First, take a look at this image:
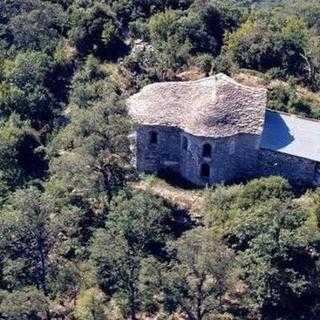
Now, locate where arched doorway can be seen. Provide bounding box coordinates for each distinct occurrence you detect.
[200,163,210,178]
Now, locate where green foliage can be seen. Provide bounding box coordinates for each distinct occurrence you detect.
[0,187,52,292]
[50,56,133,201]
[233,199,320,319]
[312,189,320,228]
[8,2,66,54]
[90,190,172,318]
[0,286,49,320]
[204,184,242,228]
[195,54,214,76]
[203,176,320,319]
[1,1,320,319]
[0,115,46,198]
[0,51,56,128]
[69,55,114,108]
[0,0,66,55]
[148,10,178,43]
[236,176,293,209]
[163,228,234,320]
[68,2,125,58]
[73,287,107,320]
[146,2,245,70]
[226,11,320,88]
[226,18,277,71]
[267,82,320,119]
[106,190,172,251]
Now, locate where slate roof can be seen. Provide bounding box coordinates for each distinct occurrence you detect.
[127,74,267,138]
[261,110,320,162]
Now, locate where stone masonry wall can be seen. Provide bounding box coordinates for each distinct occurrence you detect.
[136,125,181,173]
[258,149,316,187]
[180,132,260,185]
[135,125,317,187]
[136,125,260,185]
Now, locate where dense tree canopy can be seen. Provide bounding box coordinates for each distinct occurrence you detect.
[0,0,320,319]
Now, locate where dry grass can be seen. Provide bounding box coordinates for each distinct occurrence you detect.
[176,67,206,81]
[233,71,268,88]
[130,176,205,218]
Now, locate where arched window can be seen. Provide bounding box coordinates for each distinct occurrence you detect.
[200,163,210,177]
[202,143,212,158]
[182,136,188,150]
[149,131,158,144]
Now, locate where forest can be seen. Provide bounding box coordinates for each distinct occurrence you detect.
[1,0,320,319]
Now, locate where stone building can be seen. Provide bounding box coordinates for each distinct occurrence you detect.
[127,74,320,187]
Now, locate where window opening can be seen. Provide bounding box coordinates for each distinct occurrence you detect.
[202,143,212,158]
[149,131,158,144]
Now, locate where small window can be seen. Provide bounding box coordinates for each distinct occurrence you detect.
[200,163,210,178]
[202,143,212,158]
[149,131,158,144]
[182,136,188,150]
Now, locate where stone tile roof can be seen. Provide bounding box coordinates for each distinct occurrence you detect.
[261,110,320,162]
[127,73,267,138]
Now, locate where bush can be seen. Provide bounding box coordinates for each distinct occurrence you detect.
[237,176,293,209]
[267,83,316,118]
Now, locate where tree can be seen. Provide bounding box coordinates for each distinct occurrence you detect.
[51,57,133,199]
[68,1,125,58]
[105,190,172,252]
[68,55,114,108]
[0,286,49,320]
[0,188,53,293]
[202,177,320,319]
[90,229,142,319]
[236,176,293,210]
[163,228,234,320]
[267,82,317,118]
[5,0,66,53]
[0,115,46,200]
[275,17,310,78]
[148,10,192,71]
[148,10,178,43]
[1,51,56,128]
[225,11,320,88]
[188,0,245,54]
[226,18,278,71]
[74,287,107,320]
[90,191,172,319]
[231,198,320,319]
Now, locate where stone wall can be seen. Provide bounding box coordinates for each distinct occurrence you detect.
[258,149,316,187]
[180,132,260,185]
[134,125,318,187]
[135,125,181,173]
[136,125,260,185]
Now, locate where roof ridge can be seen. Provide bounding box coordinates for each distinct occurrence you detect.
[132,74,267,93]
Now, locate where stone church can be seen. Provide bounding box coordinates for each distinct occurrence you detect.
[127,74,320,187]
